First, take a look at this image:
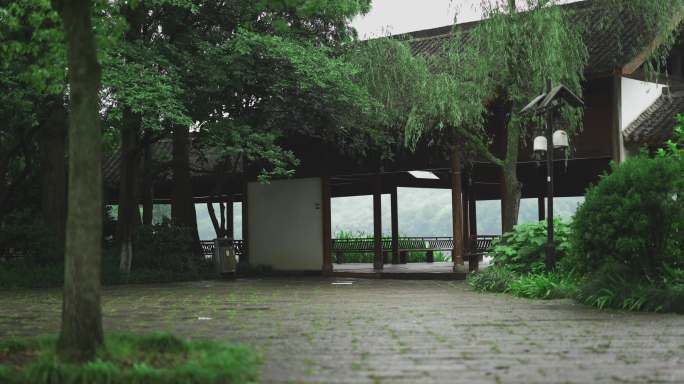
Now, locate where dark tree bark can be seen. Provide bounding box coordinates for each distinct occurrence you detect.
[116,106,142,274]
[39,101,68,259]
[52,0,104,362]
[116,3,146,273]
[141,130,154,226]
[171,125,199,242]
[495,97,521,233]
[207,201,225,238]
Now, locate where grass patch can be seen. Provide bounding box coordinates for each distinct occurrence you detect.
[0,333,260,384]
[577,271,684,313]
[469,265,578,300]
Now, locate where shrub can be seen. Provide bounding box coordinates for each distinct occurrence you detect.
[507,272,578,299]
[133,222,211,274]
[577,264,684,313]
[469,265,578,300]
[489,219,573,274]
[571,155,684,280]
[469,265,517,293]
[0,209,61,264]
[0,333,260,384]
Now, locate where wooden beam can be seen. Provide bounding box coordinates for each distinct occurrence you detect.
[391,185,399,264]
[321,176,333,274]
[451,146,466,273]
[373,174,383,270]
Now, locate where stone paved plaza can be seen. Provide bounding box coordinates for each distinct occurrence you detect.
[1,278,684,383]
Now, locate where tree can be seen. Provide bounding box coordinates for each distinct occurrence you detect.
[51,0,103,362]
[1,0,68,259]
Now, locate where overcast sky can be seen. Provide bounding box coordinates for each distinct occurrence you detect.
[352,0,584,39]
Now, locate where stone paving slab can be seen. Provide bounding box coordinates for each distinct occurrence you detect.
[1,278,684,383]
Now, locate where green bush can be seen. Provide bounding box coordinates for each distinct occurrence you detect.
[0,333,260,384]
[133,222,211,274]
[0,209,61,264]
[571,155,684,280]
[333,230,449,263]
[469,265,577,300]
[489,219,573,274]
[469,265,516,293]
[577,264,684,313]
[507,272,578,299]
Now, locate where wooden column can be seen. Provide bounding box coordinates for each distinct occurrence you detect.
[469,191,479,272]
[372,174,383,270]
[390,185,399,264]
[451,146,466,272]
[321,176,333,274]
[240,181,249,265]
[537,195,545,221]
[462,177,471,258]
[226,195,234,239]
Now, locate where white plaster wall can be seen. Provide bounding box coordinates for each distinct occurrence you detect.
[620,77,665,160]
[248,177,323,271]
[621,77,665,130]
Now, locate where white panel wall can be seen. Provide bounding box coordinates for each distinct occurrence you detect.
[621,77,665,130]
[248,177,323,271]
[620,77,665,159]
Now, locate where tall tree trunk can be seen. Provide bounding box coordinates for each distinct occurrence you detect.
[207,201,225,238]
[52,0,104,362]
[39,101,68,261]
[171,125,199,243]
[141,130,154,225]
[116,107,141,274]
[117,3,146,273]
[496,97,521,233]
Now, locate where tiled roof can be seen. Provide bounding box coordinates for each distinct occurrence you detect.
[402,0,654,76]
[623,91,684,145]
[103,136,225,187]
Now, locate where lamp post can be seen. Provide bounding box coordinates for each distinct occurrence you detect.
[522,79,583,271]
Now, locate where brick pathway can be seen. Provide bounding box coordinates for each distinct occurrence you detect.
[1,278,684,383]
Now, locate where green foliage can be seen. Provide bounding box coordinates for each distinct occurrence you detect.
[571,155,684,280]
[507,272,578,299]
[595,0,684,79]
[577,264,684,313]
[490,219,572,274]
[656,114,684,160]
[469,265,517,293]
[469,265,578,300]
[132,222,210,274]
[0,333,260,384]
[0,209,60,264]
[332,231,449,263]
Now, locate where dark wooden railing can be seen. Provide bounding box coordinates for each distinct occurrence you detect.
[331,235,499,264]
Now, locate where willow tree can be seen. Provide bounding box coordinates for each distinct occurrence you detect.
[347,38,494,165]
[454,0,588,232]
[435,0,684,233]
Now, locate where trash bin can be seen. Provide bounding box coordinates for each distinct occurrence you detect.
[214,237,236,278]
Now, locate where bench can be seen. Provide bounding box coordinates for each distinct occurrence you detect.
[331,235,499,264]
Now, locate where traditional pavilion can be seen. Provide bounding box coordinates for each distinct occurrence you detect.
[105,1,684,278]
